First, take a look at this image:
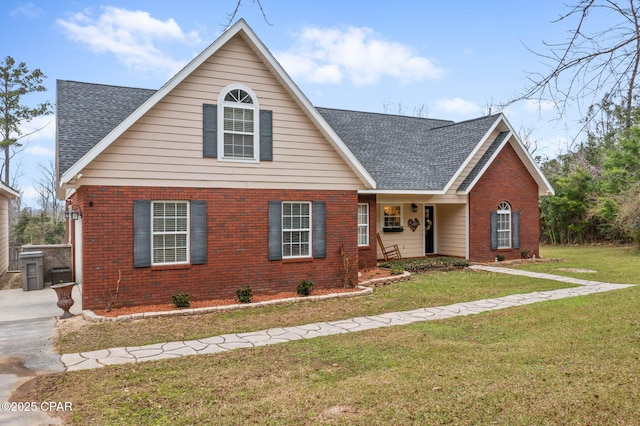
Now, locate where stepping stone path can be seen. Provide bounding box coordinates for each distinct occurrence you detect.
[61,266,635,371]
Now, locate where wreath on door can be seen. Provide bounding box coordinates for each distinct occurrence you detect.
[425,219,432,231]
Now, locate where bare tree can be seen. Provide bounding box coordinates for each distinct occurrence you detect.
[224,0,272,29]
[507,1,640,129]
[382,101,430,118]
[34,161,62,223]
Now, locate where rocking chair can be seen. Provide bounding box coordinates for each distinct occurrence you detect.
[377,233,402,261]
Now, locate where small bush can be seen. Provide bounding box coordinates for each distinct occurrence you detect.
[296,279,314,296]
[520,249,532,259]
[380,257,469,273]
[390,264,404,275]
[236,285,253,303]
[171,293,190,308]
[496,254,506,262]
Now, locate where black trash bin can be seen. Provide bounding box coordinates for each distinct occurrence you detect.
[51,267,72,285]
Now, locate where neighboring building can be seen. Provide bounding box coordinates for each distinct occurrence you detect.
[56,20,553,310]
[0,182,19,274]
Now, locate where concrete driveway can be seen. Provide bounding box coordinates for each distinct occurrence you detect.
[0,285,82,426]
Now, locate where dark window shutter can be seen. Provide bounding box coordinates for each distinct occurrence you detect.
[313,201,326,259]
[512,212,520,249]
[259,109,273,161]
[134,200,151,268]
[490,211,498,251]
[268,201,282,260]
[203,104,217,158]
[190,200,207,264]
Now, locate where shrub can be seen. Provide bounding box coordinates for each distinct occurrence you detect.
[390,264,404,275]
[171,293,191,308]
[520,249,532,259]
[380,257,469,273]
[496,254,506,262]
[296,279,314,296]
[236,285,253,303]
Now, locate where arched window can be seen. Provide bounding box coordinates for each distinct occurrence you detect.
[497,201,511,249]
[218,85,259,161]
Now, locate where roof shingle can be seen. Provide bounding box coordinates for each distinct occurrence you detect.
[56,80,155,175]
[317,107,500,190]
[56,81,501,191]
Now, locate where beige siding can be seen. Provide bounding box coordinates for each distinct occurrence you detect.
[376,202,424,259]
[78,34,364,191]
[435,204,467,257]
[375,196,468,259]
[0,196,8,273]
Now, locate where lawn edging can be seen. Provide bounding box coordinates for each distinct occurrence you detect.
[82,285,376,323]
[359,270,411,287]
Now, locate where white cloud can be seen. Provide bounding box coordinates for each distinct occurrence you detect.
[276,26,444,86]
[19,116,55,142]
[56,6,200,76]
[538,135,569,156]
[524,99,557,112]
[10,2,43,19]
[436,97,480,115]
[21,186,38,202]
[25,145,53,157]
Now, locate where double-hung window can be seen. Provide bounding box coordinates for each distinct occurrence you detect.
[496,201,511,249]
[219,85,259,161]
[282,201,311,258]
[358,203,369,246]
[152,201,189,264]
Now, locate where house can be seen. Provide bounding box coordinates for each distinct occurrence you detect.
[56,20,553,311]
[0,182,19,274]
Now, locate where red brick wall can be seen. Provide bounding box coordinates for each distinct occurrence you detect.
[357,194,377,269]
[69,187,359,310]
[468,143,540,262]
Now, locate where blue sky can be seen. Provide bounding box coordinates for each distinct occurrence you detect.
[4,1,589,206]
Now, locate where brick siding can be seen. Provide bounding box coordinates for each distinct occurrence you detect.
[468,143,540,262]
[69,187,359,310]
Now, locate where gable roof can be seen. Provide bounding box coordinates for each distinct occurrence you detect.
[56,81,155,176]
[56,19,553,197]
[57,19,375,189]
[457,130,510,192]
[318,108,502,192]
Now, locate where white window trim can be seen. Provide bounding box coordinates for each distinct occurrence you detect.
[358,203,369,246]
[217,83,260,163]
[282,201,312,259]
[497,201,511,249]
[382,204,403,229]
[151,201,190,266]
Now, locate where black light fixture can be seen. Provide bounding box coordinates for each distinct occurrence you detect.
[411,203,418,212]
[65,209,82,220]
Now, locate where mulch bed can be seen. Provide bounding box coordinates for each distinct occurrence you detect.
[93,268,392,318]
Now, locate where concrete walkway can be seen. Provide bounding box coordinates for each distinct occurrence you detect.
[0,284,83,426]
[61,267,635,371]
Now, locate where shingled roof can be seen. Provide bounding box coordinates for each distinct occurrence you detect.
[56,80,502,191]
[457,131,509,192]
[56,80,155,175]
[317,108,501,191]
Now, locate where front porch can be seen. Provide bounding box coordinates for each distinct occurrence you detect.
[374,200,468,261]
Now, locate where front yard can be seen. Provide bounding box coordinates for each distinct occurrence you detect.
[16,246,640,425]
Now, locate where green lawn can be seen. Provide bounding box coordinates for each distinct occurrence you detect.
[57,269,572,354]
[526,245,640,284]
[20,246,640,425]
